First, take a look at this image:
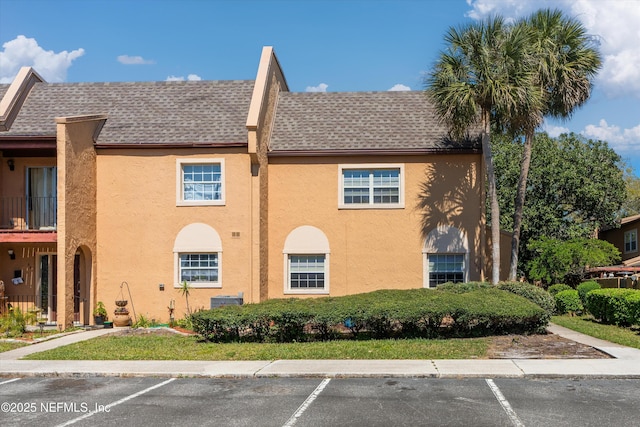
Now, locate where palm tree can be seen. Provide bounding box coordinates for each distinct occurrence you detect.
[426,16,541,284]
[507,9,602,280]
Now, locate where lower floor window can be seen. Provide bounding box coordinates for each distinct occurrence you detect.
[180,253,219,283]
[428,254,465,287]
[289,255,325,289]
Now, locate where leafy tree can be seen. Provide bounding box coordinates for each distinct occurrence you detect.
[621,165,640,216]
[493,132,627,272]
[507,9,602,280]
[426,16,540,283]
[527,237,620,286]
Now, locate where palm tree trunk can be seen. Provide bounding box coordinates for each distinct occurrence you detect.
[482,111,501,284]
[509,131,533,281]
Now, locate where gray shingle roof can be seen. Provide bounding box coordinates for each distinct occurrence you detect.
[269,91,480,152]
[1,80,255,144]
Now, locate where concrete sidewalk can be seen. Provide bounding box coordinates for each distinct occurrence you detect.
[1,324,639,379]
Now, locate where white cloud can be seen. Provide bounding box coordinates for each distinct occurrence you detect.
[543,123,570,138]
[165,74,202,81]
[306,83,328,92]
[0,35,84,83]
[388,84,411,91]
[117,55,155,65]
[465,0,640,98]
[581,119,640,153]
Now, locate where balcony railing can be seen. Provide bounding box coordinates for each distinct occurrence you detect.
[0,196,57,231]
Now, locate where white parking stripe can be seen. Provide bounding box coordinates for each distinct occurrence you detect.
[0,378,21,385]
[55,378,176,427]
[283,378,331,427]
[486,379,525,427]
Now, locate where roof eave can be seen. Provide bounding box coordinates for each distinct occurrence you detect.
[94,142,248,150]
[268,147,482,157]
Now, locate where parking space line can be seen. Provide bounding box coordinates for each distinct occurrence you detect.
[282,378,331,427]
[55,378,176,427]
[0,378,21,385]
[485,379,525,427]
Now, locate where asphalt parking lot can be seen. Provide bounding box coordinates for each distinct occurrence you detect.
[2,377,640,426]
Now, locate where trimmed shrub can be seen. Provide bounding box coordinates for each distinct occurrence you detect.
[577,281,601,306]
[554,290,583,315]
[548,284,572,296]
[191,287,549,342]
[497,282,555,322]
[436,282,492,293]
[585,288,640,326]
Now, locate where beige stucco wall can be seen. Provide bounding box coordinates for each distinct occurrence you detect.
[246,46,289,302]
[56,115,101,328]
[95,148,254,323]
[267,154,485,298]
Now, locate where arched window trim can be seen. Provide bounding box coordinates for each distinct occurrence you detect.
[283,225,330,295]
[422,225,469,288]
[173,223,222,288]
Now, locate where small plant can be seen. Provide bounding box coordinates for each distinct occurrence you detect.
[179,280,192,315]
[93,301,108,321]
[132,314,151,328]
[0,307,28,337]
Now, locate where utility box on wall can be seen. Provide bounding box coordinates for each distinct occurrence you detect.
[210,293,244,309]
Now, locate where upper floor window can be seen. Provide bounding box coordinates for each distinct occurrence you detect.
[339,164,404,209]
[625,229,638,253]
[176,159,225,206]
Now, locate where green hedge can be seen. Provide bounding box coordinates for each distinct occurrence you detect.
[191,288,548,343]
[577,281,601,307]
[548,284,572,296]
[585,288,640,326]
[496,282,556,323]
[554,290,583,314]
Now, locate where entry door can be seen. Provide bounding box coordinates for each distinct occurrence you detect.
[38,254,57,321]
[74,254,81,321]
[27,167,57,230]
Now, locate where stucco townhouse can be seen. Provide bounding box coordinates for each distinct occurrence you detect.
[0,47,496,328]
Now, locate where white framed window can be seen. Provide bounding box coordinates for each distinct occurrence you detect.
[427,254,465,286]
[339,164,404,209]
[176,159,225,206]
[179,253,219,284]
[625,229,638,253]
[288,255,326,290]
[423,226,469,288]
[174,223,222,288]
[283,225,330,294]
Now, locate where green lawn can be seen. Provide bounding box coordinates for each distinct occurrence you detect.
[552,315,640,349]
[23,334,489,360]
[15,316,640,360]
[0,341,30,352]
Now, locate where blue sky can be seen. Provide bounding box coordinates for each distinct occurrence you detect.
[1,0,638,174]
